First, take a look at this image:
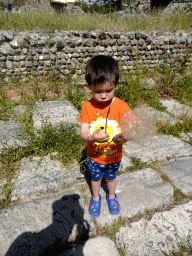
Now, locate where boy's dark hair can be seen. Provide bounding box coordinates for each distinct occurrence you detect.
[85,55,119,86]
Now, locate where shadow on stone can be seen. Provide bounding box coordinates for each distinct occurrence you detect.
[151,0,172,9]
[5,194,90,256]
[79,147,109,196]
[79,147,92,184]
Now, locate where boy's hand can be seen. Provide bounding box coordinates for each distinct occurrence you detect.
[90,128,109,143]
[112,133,126,144]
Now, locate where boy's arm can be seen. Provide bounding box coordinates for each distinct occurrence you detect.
[80,123,90,142]
[80,122,109,143]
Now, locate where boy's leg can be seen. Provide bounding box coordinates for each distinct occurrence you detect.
[104,161,121,199]
[88,158,104,201]
[91,178,102,201]
[105,177,116,199]
[104,161,121,215]
[105,177,120,215]
[87,158,104,217]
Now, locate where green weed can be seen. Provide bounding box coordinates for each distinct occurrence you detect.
[125,157,150,172]
[157,61,192,106]
[0,87,15,120]
[173,75,192,107]
[173,188,192,205]
[65,84,91,111]
[0,183,16,210]
[150,161,172,183]
[157,117,192,137]
[118,246,126,256]
[0,120,86,209]
[115,79,142,109]
[0,121,86,179]
[104,216,125,238]
[124,158,172,183]
[115,75,165,111]
[117,59,192,114]
[163,244,192,256]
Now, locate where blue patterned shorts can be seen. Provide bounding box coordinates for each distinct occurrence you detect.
[88,158,121,181]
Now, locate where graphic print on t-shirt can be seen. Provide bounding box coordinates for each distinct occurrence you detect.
[89,113,121,155]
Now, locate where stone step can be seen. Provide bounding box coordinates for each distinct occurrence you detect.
[0,99,192,256]
[124,135,192,163]
[160,99,192,118]
[161,156,192,195]
[0,189,93,256]
[0,168,174,255]
[92,168,174,227]
[33,100,80,130]
[116,201,192,256]
[10,155,85,201]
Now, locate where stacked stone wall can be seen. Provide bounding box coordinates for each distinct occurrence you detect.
[0,29,192,80]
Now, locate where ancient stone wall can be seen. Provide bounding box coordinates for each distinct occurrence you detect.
[0,29,192,80]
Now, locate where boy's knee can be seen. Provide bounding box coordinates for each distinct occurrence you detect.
[92,178,102,182]
[105,177,115,182]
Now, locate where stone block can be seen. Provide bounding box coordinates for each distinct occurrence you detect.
[94,169,173,227]
[33,100,80,130]
[116,201,192,256]
[161,157,192,195]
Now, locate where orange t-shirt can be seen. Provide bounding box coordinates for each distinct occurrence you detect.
[78,97,132,165]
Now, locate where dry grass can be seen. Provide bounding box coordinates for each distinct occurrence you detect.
[0,9,192,31]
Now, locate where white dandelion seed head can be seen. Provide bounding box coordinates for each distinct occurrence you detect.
[122,105,156,143]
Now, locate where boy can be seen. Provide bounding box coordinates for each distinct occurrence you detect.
[78,55,133,217]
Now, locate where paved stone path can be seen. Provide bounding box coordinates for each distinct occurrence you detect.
[116,201,192,256]
[0,99,192,256]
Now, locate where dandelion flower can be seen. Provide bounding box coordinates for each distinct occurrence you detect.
[121,105,156,142]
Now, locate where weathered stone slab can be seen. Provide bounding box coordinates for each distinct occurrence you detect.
[161,157,192,195]
[119,155,132,172]
[180,132,192,142]
[83,236,120,256]
[139,106,178,125]
[63,237,120,256]
[89,169,173,227]
[124,135,192,163]
[33,100,80,130]
[0,179,6,201]
[116,201,192,256]
[0,120,28,153]
[160,99,192,118]
[11,155,85,201]
[0,190,93,256]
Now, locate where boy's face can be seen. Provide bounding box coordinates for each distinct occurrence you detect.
[89,81,116,104]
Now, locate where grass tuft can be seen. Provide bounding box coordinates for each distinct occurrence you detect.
[0,9,192,31]
[104,216,125,238]
[125,157,150,172]
[157,117,192,138]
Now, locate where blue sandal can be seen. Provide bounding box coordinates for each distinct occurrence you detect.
[89,195,101,217]
[107,194,121,215]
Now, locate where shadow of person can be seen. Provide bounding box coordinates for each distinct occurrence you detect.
[5,194,90,256]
